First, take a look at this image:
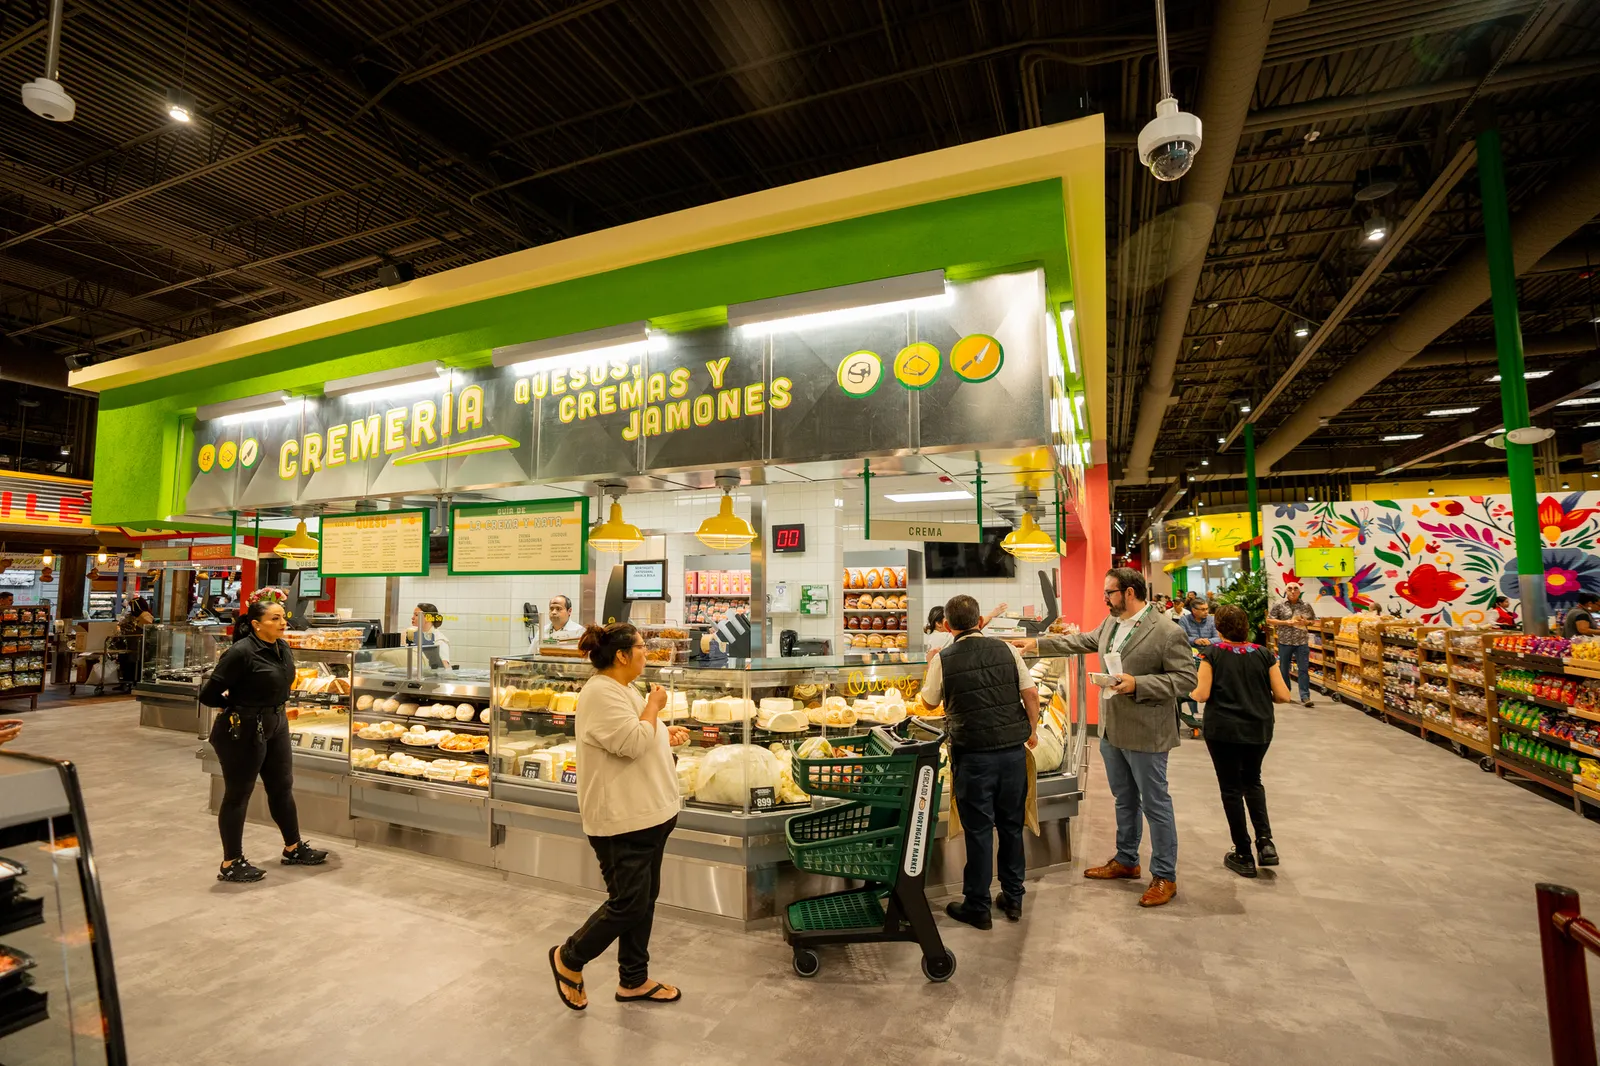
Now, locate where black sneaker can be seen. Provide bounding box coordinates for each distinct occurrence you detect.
[1256,839,1280,867]
[281,840,328,866]
[944,901,992,930]
[1223,849,1258,879]
[1301,697,1314,707]
[994,893,1023,922]
[218,857,265,883]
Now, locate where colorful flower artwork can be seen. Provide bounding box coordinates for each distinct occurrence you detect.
[1264,492,1600,625]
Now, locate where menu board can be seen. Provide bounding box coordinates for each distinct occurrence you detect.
[448,498,589,575]
[318,510,430,577]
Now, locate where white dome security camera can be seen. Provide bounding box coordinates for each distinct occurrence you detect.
[20,77,75,122]
[1139,96,1202,182]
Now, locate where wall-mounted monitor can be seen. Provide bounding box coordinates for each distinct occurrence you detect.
[623,559,668,601]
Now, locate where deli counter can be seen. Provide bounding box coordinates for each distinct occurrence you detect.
[134,623,232,734]
[200,646,1091,924]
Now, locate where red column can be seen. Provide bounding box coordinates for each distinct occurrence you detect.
[1062,465,1113,727]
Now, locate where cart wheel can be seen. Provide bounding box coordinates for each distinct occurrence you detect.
[921,949,957,983]
[1479,756,1494,772]
[792,949,820,979]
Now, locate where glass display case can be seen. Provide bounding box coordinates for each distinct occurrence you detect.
[284,648,356,765]
[0,752,127,1064]
[348,645,493,794]
[134,622,232,733]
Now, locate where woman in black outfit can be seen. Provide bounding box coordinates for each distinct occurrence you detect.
[199,598,329,883]
[1188,604,1291,878]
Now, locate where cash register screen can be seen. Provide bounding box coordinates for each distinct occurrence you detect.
[622,560,667,601]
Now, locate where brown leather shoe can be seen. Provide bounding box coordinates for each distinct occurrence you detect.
[1084,858,1142,880]
[1139,878,1178,907]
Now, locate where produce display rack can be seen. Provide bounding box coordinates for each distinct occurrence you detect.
[0,605,50,710]
[1486,642,1600,814]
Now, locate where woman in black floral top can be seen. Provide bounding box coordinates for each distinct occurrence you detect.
[1189,605,1291,878]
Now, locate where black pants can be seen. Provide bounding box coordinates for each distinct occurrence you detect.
[209,709,300,861]
[1205,739,1272,854]
[952,746,1028,914]
[562,817,676,987]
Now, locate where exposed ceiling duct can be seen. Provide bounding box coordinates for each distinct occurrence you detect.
[1122,0,1291,485]
[1253,139,1600,475]
[1404,328,1596,369]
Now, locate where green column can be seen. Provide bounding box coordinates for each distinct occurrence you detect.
[1244,422,1261,573]
[1478,120,1547,635]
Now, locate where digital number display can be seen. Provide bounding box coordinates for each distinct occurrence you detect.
[772,524,806,553]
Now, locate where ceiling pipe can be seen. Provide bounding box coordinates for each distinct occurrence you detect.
[1404,329,1596,368]
[1122,0,1289,486]
[1254,138,1600,475]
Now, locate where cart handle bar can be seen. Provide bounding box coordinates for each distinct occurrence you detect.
[1536,882,1600,1066]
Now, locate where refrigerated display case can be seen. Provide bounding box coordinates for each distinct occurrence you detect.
[134,623,232,733]
[0,752,127,1064]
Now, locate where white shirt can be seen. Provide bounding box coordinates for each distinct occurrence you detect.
[574,675,680,837]
[919,635,1036,708]
[537,620,585,646]
[924,629,953,652]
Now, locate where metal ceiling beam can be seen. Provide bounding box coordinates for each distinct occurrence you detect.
[1218,140,1477,451]
[1403,328,1597,368]
[1121,0,1287,485]
[1254,136,1600,474]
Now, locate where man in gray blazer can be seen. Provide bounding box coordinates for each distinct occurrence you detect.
[1025,567,1196,907]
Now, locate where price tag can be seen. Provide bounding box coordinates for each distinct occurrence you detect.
[559,768,578,786]
[521,762,542,780]
[509,711,522,723]
[751,786,775,810]
[290,732,303,747]
[551,714,568,728]
[330,737,344,754]
[700,726,720,744]
[310,735,328,751]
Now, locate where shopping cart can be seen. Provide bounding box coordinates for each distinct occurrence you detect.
[1176,648,1203,738]
[781,723,955,982]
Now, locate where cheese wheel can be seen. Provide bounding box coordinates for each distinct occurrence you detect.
[866,567,883,588]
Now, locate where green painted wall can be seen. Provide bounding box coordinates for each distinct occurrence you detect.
[93,180,1071,524]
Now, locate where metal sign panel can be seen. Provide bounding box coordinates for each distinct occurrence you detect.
[0,472,94,530]
[867,520,981,543]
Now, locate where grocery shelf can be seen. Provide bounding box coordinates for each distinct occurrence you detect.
[1575,781,1600,807]
[1495,750,1576,797]
[684,593,750,599]
[843,609,908,614]
[1493,689,1577,714]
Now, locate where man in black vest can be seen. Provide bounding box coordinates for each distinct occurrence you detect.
[919,595,1039,929]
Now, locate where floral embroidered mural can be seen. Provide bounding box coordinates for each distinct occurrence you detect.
[1263,492,1600,625]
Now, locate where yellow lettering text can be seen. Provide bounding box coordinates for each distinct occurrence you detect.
[532,372,549,400]
[457,385,483,433]
[643,406,662,436]
[705,357,730,389]
[647,372,667,403]
[598,385,617,414]
[693,395,714,426]
[577,391,598,420]
[327,424,348,467]
[278,439,299,480]
[716,388,741,421]
[559,395,577,423]
[744,382,765,415]
[664,400,691,432]
[383,408,406,453]
[351,415,381,461]
[620,378,644,409]
[623,410,639,441]
[514,378,531,404]
[411,400,437,447]
[552,371,567,395]
[302,432,323,474]
[769,376,793,410]
[668,367,691,398]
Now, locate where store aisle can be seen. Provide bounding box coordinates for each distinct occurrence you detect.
[6,700,1598,1066]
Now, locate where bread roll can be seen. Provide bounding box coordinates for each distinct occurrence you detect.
[356,694,374,711]
[454,704,475,722]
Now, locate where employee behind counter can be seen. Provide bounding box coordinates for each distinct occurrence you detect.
[538,595,585,646]
[404,602,452,669]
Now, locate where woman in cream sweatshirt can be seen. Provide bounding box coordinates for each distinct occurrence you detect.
[549,622,688,1011]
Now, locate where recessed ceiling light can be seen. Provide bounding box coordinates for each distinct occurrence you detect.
[1381,433,1423,441]
[883,490,973,503]
[1485,371,1552,381]
[1293,324,1310,338]
[1206,301,1219,309]
[1363,216,1388,242]
[1425,406,1479,416]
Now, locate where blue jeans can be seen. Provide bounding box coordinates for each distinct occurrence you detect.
[952,746,1028,913]
[1278,642,1311,701]
[1099,736,1177,881]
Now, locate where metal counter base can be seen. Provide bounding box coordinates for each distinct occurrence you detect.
[200,752,1080,927]
[136,683,205,735]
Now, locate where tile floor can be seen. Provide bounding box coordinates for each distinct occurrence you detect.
[4,697,1599,1065]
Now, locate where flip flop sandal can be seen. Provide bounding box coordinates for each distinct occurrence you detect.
[616,982,681,1004]
[548,946,586,1011]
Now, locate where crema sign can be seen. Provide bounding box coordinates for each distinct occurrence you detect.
[184,271,1052,512]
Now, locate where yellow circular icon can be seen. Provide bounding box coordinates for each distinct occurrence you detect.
[239,438,260,468]
[951,333,1004,382]
[836,350,882,397]
[197,443,216,473]
[893,342,941,390]
[218,440,238,470]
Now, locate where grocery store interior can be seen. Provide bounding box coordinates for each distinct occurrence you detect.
[1,1,1598,1064]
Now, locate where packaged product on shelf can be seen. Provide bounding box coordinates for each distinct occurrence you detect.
[693,744,783,806]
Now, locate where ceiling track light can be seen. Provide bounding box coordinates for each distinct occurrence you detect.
[1137,0,1201,182]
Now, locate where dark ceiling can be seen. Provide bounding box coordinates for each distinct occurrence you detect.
[1,0,1597,520]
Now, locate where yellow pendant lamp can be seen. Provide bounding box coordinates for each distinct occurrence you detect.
[589,495,646,553]
[696,476,757,551]
[273,519,321,561]
[1001,512,1058,560]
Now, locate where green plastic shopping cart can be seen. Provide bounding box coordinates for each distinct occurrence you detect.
[781,723,955,982]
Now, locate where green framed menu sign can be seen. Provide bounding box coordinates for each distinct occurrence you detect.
[448,498,589,575]
[318,509,431,577]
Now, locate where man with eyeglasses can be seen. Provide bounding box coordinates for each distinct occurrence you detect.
[1015,567,1195,907]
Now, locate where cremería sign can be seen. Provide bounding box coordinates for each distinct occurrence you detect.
[184,271,1055,513]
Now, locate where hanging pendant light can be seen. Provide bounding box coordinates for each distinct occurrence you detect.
[41,551,53,567]
[273,519,320,561]
[696,475,757,551]
[1001,512,1057,560]
[589,489,645,554]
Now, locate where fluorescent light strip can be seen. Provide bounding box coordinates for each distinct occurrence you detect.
[324,360,445,399]
[1558,396,1600,406]
[883,490,973,503]
[1425,406,1479,416]
[195,391,294,422]
[1485,371,1552,381]
[1582,420,1600,428]
[338,374,452,407]
[1060,308,1078,375]
[214,398,302,426]
[737,291,950,335]
[490,321,653,368]
[1074,392,1087,436]
[1381,433,1423,441]
[509,338,655,375]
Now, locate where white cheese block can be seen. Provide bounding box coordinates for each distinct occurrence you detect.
[759,697,795,714]
[758,708,809,733]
